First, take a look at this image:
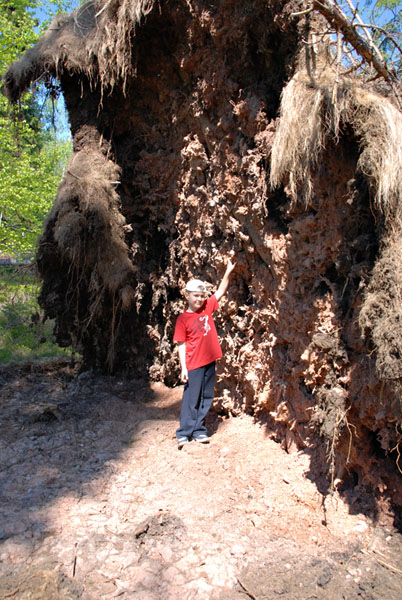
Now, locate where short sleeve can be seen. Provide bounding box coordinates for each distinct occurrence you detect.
[173,315,187,342]
[206,294,219,313]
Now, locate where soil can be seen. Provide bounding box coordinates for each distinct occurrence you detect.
[0,361,401,600]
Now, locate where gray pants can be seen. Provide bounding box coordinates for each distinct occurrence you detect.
[176,361,216,439]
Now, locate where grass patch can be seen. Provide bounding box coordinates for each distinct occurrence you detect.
[0,265,73,364]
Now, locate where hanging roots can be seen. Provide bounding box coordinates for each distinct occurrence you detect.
[270,69,402,218]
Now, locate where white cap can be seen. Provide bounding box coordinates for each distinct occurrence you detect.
[185,279,207,293]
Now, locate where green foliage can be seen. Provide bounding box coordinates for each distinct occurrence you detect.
[0,0,74,260]
[374,0,401,16]
[366,0,402,74]
[0,132,71,257]
[0,1,79,359]
[0,266,72,363]
[0,1,39,69]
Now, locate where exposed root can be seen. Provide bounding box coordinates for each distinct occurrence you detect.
[270,68,402,217]
[359,231,402,382]
[2,0,157,102]
[37,125,135,364]
[391,424,402,475]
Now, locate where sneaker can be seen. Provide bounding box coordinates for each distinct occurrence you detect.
[193,434,211,443]
[177,437,189,449]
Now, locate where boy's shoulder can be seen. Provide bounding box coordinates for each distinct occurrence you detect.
[206,293,218,310]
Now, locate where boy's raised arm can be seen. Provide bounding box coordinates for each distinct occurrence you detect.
[215,257,236,302]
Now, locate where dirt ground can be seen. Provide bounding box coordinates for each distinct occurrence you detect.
[0,362,401,600]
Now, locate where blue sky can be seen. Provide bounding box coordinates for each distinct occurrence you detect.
[33,1,81,139]
[34,0,80,30]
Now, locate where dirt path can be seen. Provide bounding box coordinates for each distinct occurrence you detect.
[0,364,401,599]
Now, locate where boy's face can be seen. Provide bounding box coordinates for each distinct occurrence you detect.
[185,291,206,312]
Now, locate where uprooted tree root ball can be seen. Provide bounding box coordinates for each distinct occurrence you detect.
[3,0,402,513]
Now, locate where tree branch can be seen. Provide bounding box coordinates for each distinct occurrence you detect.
[312,0,400,89]
[355,24,402,56]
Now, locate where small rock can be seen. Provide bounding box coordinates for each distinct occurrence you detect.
[230,544,245,555]
[159,545,173,562]
[353,520,368,533]
[317,566,332,587]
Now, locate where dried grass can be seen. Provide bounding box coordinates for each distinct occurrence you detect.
[270,69,402,218]
[270,73,326,203]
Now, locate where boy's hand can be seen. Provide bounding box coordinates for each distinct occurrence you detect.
[226,256,236,274]
[181,368,188,384]
[215,255,236,302]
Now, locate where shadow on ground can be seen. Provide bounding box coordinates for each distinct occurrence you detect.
[0,360,181,543]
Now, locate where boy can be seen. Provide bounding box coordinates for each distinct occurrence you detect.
[173,258,236,449]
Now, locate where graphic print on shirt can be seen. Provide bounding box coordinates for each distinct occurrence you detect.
[190,314,210,337]
[199,315,211,336]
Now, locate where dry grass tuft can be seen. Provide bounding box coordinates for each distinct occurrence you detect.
[270,73,326,204]
[270,70,402,218]
[3,5,97,103]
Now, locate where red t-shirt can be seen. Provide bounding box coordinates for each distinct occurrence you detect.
[173,294,222,371]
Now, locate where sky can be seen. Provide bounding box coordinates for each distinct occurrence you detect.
[33,1,81,139]
[34,0,80,30]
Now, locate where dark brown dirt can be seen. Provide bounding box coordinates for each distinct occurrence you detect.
[0,362,401,599]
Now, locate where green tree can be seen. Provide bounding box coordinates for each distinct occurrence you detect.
[0,0,72,259]
[370,0,402,74]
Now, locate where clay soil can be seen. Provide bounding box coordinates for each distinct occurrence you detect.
[0,361,401,600]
